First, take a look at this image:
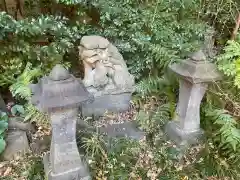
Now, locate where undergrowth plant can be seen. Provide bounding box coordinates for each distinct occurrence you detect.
[204,106,240,154]
[9,63,48,123]
[196,32,240,178]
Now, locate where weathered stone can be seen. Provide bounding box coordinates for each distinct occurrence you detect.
[2,130,30,160]
[8,117,37,133]
[165,49,222,146]
[49,64,71,81]
[169,50,222,84]
[203,27,217,59]
[30,64,92,180]
[165,121,205,146]
[78,35,135,117]
[80,36,110,49]
[81,93,132,117]
[43,152,90,180]
[99,121,145,140]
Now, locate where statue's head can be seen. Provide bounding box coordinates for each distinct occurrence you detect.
[78,36,117,70]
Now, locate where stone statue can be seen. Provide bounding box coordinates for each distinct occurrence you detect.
[78,35,135,116]
[79,35,135,96]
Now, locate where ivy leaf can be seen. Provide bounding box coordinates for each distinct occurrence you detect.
[11,105,25,116]
[0,121,8,134]
[0,138,6,154]
[0,111,8,121]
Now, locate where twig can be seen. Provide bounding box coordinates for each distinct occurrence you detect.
[231,12,240,40]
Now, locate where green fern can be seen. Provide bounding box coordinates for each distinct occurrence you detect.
[9,63,49,123]
[204,107,240,154]
[10,63,42,100]
[217,37,240,88]
[136,75,177,97]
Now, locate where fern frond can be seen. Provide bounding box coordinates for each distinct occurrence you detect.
[24,104,49,123]
[204,107,240,153]
[217,37,240,88]
[9,63,42,100]
[136,75,176,97]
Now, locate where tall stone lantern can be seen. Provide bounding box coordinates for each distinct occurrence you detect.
[165,50,221,146]
[30,64,93,180]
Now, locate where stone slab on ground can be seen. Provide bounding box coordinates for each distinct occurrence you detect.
[98,121,145,140]
[2,130,30,160]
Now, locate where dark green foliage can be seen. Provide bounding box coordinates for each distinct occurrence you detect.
[204,107,240,154]
[88,0,207,80]
[0,12,80,87]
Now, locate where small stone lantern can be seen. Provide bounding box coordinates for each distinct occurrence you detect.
[30,64,93,180]
[165,50,221,146]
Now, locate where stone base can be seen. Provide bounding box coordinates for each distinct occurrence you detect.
[165,121,204,147]
[99,121,145,140]
[43,152,91,180]
[99,121,145,151]
[81,93,132,117]
[2,130,30,160]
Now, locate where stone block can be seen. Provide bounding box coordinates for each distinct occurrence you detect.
[81,93,132,117]
[99,121,145,140]
[43,152,91,180]
[2,130,30,160]
[165,121,204,146]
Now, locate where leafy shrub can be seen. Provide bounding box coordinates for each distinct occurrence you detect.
[0,12,80,87]
[204,106,240,155]
[87,0,207,80]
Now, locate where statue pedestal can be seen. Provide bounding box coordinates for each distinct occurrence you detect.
[81,93,132,117]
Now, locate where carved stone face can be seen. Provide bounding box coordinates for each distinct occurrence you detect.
[79,46,112,69]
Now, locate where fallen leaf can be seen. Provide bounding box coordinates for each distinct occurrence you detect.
[3,166,12,176]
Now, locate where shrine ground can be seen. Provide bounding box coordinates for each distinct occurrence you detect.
[0,98,234,180]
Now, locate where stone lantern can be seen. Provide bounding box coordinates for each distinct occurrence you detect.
[30,64,93,180]
[165,50,221,146]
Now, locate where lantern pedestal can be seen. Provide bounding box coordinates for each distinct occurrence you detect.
[43,108,90,180]
[43,153,90,180]
[165,121,205,146]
